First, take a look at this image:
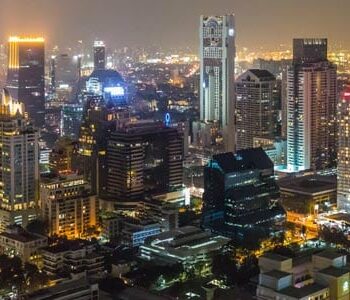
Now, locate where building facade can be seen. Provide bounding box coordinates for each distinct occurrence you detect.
[106,121,183,204]
[199,15,236,152]
[337,87,350,211]
[6,36,45,127]
[93,41,106,70]
[0,89,39,231]
[40,174,97,239]
[202,148,284,239]
[236,69,277,150]
[287,39,337,172]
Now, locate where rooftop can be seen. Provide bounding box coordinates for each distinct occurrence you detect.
[247,69,276,81]
[264,270,291,279]
[0,225,46,243]
[278,174,336,195]
[278,283,328,298]
[318,266,350,277]
[313,250,345,260]
[260,252,291,262]
[211,148,273,174]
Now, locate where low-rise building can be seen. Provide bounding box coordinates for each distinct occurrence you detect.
[24,278,99,300]
[256,250,350,300]
[140,226,230,271]
[40,174,97,239]
[0,225,47,267]
[41,240,104,279]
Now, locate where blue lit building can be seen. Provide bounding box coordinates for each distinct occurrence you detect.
[86,69,127,106]
[202,148,285,240]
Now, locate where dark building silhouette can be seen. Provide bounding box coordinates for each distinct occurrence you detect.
[202,148,284,240]
[107,121,183,205]
[6,37,45,128]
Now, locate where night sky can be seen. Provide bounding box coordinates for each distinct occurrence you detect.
[0,0,349,50]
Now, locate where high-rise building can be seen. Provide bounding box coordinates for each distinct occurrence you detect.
[202,148,284,239]
[337,87,350,211]
[106,121,183,205]
[40,174,97,239]
[61,103,84,140]
[78,70,129,195]
[236,69,277,150]
[6,36,45,127]
[0,89,39,231]
[199,15,236,152]
[287,39,337,171]
[93,41,106,70]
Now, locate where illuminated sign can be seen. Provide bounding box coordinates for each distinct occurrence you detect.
[343,281,349,293]
[229,28,235,37]
[104,86,125,97]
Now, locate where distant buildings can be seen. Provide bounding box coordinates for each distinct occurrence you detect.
[202,148,284,240]
[0,89,39,231]
[287,39,337,172]
[106,121,183,206]
[199,15,236,152]
[337,87,350,211]
[40,174,97,239]
[93,40,106,70]
[61,103,84,140]
[235,69,278,150]
[6,36,45,127]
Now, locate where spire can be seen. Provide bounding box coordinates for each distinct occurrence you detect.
[0,89,24,116]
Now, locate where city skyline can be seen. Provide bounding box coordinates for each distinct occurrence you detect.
[1,0,350,51]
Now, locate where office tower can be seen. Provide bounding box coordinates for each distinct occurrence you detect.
[61,103,84,140]
[54,54,80,88]
[199,15,236,152]
[202,148,284,239]
[50,137,76,175]
[337,88,350,211]
[6,36,45,127]
[106,121,183,205]
[236,69,277,150]
[0,89,39,231]
[78,70,128,195]
[93,41,106,70]
[287,39,337,171]
[40,174,97,239]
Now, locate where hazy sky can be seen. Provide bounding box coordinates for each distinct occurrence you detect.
[0,0,349,51]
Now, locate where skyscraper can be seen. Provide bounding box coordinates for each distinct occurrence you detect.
[235,69,277,150]
[202,148,284,240]
[106,121,183,205]
[199,15,236,152]
[337,87,350,211]
[287,39,337,171]
[0,89,39,231]
[6,36,45,128]
[93,41,106,70]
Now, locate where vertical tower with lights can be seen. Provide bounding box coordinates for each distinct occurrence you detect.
[287,39,337,171]
[199,15,236,152]
[337,88,350,211]
[93,41,106,70]
[6,36,45,128]
[0,89,39,231]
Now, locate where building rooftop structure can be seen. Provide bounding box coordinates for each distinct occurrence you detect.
[278,174,336,196]
[0,225,44,243]
[277,283,328,299]
[247,69,276,81]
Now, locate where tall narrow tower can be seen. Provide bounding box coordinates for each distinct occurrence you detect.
[200,15,236,152]
[287,39,337,171]
[93,41,106,70]
[337,87,350,211]
[6,36,45,128]
[0,89,39,231]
